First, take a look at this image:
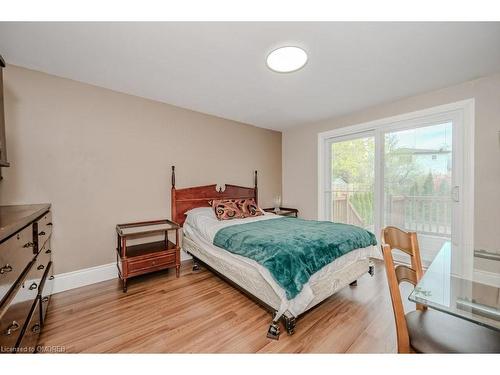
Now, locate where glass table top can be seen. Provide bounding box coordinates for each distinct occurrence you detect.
[116,220,180,237]
[409,242,500,331]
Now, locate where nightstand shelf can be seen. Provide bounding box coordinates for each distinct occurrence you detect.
[125,240,177,258]
[116,219,180,292]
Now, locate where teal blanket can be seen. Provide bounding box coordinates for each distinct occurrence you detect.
[213,217,377,300]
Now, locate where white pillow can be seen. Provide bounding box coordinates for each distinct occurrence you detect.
[185,206,215,218]
[184,206,218,236]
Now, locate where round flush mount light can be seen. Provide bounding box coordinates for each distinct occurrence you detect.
[266,46,308,73]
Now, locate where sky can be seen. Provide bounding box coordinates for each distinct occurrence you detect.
[389,122,452,151]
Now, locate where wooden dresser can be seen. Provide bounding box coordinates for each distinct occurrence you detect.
[0,204,53,353]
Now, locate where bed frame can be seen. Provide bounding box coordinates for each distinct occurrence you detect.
[171,165,258,227]
[170,165,374,339]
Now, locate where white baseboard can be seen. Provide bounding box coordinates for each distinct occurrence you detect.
[52,253,194,294]
[474,269,500,287]
[53,262,118,294]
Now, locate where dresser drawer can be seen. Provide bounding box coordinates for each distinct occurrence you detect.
[40,261,54,325]
[35,244,52,278]
[0,261,38,352]
[35,211,52,252]
[0,225,36,304]
[24,255,48,298]
[127,253,176,274]
[15,298,41,353]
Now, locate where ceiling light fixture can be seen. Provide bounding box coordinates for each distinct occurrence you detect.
[266,46,308,73]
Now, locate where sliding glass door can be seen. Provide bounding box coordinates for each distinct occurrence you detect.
[383,122,453,263]
[326,133,375,232]
[323,109,467,269]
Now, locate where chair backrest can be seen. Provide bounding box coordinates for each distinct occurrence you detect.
[381,226,424,353]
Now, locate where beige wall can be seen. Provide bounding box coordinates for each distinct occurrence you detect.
[283,73,500,261]
[0,66,282,274]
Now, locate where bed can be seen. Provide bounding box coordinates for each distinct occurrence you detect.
[171,166,377,339]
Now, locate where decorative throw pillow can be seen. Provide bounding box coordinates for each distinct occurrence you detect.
[211,199,245,220]
[237,198,263,218]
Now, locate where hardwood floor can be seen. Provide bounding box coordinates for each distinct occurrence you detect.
[38,260,404,353]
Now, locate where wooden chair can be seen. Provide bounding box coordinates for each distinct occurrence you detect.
[381,226,423,353]
[382,226,500,353]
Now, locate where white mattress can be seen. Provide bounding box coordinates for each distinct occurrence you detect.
[182,208,376,318]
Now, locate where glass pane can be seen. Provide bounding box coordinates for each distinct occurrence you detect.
[118,220,179,236]
[384,122,452,264]
[330,136,375,232]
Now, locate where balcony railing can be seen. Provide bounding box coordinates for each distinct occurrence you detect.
[388,195,451,237]
[332,195,365,228]
[331,192,452,237]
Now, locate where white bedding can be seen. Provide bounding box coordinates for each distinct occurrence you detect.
[182,207,376,317]
[184,207,282,242]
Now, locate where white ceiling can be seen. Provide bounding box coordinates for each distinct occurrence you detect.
[1,22,500,131]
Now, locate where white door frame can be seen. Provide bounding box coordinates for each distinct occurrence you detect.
[317,99,475,277]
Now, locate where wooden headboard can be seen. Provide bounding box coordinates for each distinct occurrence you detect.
[170,166,258,226]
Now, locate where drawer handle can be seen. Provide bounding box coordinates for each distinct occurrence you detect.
[47,222,53,226]
[39,231,46,236]
[23,242,35,248]
[49,275,55,280]
[29,282,38,290]
[45,249,52,254]
[42,296,49,303]
[37,264,45,270]
[0,264,13,274]
[4,321,20,336]
[32,323,41,334]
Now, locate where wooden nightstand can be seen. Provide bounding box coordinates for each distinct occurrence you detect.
[263,207,299,217]
[116,219,181,292]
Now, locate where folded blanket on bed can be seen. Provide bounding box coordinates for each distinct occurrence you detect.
[213,217,377,300]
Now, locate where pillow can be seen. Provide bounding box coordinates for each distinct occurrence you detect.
[209,198,263,220]
[185,206,214,217]
[211,199,245,220]
[237,198,263,218]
